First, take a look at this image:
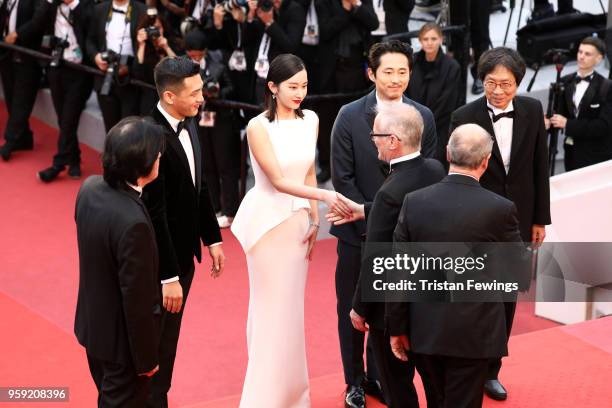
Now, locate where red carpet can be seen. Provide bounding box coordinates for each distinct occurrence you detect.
[2,103,609,407]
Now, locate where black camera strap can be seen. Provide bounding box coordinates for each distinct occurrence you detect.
[57,4,74,27]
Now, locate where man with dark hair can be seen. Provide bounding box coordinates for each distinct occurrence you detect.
[388,123,524,408]
[330,40,437,408]
[450,46,551,401]
[545,36,612,171]
[143,56,225,407]
[75,116,165,407]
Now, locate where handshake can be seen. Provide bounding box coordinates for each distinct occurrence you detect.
[324,192,365,226]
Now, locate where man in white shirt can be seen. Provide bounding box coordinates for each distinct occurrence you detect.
[85,0,146,132]
[37,0,95,182]
[545,36,612,171]
[143,56,225,408]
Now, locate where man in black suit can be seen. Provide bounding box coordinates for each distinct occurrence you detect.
[75,117,165,407]
[546,36,612,171]
[450,46,551,400]
[330,40,437,407]
[86,0,146,132]
[143,56,225,408]
[328,103,445,407]
[37,0,95,182]
[388,123,524,408]
[0,0,46,161]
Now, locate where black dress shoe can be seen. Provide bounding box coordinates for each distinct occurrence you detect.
[484,379,507,400]
[37,166,65,183]
[362,378,385,404]
[0,143,14,161]
[345,385,365,408]
[316,168,331,184]
[472,78,484,95]
[68,164,82,179]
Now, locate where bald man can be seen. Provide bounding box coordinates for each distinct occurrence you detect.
[328,103,445,407]
[387,124,524,408]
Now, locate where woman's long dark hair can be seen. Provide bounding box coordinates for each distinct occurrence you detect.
[264,54,306,122]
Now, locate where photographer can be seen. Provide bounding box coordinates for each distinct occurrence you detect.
[184,29,239,227]
[86,0,146,132]
[244,0,306,104]
[544,37,612,171]
[35,0,94,182]
[146,0,189,38]
[134,8,177,114]
[0,0,46,161]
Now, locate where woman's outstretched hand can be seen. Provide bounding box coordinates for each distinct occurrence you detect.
[322,191,352,219]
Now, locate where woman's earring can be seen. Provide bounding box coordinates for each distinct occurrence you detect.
[272,94,276,100]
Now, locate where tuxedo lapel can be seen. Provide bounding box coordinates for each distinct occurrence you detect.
[564,77,577,117]
[152,108,197,191]
[475,97,504,168]
[509,97,528,176]
[187,118,202,193]
[363,90,389,177]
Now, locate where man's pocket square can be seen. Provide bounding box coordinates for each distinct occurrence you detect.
[590,104,600,108]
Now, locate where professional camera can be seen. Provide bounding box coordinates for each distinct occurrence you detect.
[542,48,571,66]
[99,50,130,96]
[257,0,273,12]
[41,35,70,68]
[203,78,221,98]
[222,0,248,13]
[144,7,161,42]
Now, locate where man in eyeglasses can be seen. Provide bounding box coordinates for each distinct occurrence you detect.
[449,46,551,401]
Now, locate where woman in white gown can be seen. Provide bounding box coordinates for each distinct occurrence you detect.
[231,54,350,407]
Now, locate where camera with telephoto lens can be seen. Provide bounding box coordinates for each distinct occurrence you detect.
[222,0,248,13]
[99,50,130,96]
[41,35,70,68]
[203,78,221,98]
[543,48,571,66]
[257,0,273,12]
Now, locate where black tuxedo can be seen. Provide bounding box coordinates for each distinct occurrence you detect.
[388,174,523,408]
[450,96,551,380]
[40,0,95,168]
[75,176,160,407]
[557,71,612,171]
[0,0,45,149]
[142,106,221,407]
[86,0,146,131]
[330,90,437,386]
[354,155,445,407]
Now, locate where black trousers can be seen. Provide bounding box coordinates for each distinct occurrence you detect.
[48,65,93,167]
[369,328,421,408]
[199,114,241,217]
[414,353,489,408]
[0,55,41,146]
[335,240,379,386]
[87,353,151,408]
[487,300,516,379]
[469,0,492,79]
[534,0,573,13]
[148,266,195,408]
[96,82,141,133]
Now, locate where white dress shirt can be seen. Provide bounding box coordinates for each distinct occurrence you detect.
[156,103,221,283]
[157,102,196,186]
[371,0,387,36]
[55,0,82,63]
[126,182,142,196]
[487,100,514,174]
[573,71,593,116]
[105,2,133,56]
[8,0,19,34]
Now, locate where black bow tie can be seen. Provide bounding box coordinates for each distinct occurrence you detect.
[176,120,185,135]
[112,7,126,14]
[575,74,593,84]
[488,107,515,123]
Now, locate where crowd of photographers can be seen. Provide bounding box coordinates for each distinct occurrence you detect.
[0,0,416,227]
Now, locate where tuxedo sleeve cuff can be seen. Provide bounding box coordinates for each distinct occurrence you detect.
[209,242,222,247]
[161,276,180,284]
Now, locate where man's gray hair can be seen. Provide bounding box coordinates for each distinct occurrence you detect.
[375,103,423,150]
[447,124,494,169]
